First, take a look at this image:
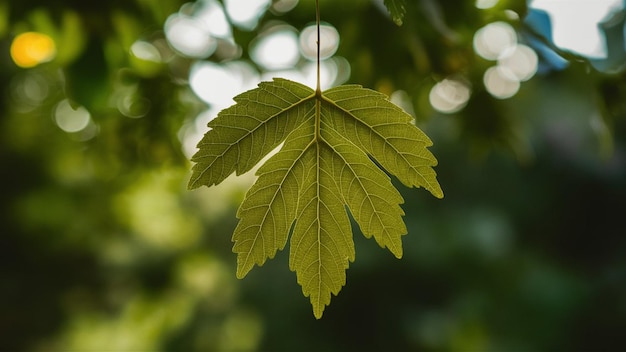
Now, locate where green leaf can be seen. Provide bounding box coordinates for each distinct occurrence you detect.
[189,78,442,318]
[384,0,407,26]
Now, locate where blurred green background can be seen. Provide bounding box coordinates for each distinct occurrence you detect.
[1,0,626,350]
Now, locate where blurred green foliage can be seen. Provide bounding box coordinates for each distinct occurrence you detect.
[1,0,625,351]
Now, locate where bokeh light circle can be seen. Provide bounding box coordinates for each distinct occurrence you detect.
[165,14,217,58]
[498,44,538,81]
[54,100,91,133]
[250,26,300,70]
[473,21,517,60]
[429,78,472,113]
[299,24,339,61]
[483,66,520,99]
[10,32,57,68]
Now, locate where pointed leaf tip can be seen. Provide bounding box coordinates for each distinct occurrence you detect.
[385,0,406,26]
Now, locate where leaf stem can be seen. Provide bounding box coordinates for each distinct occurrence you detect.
[314,0,322,142]
[315,0,321,95]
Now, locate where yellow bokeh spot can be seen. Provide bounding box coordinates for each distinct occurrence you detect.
[10,32,57,68]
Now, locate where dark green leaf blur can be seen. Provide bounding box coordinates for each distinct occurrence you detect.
[1,0,625,350]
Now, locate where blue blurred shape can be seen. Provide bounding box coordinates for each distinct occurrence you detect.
[522,8,569,74]
[524,1,626,74]
[590,9,626,73]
